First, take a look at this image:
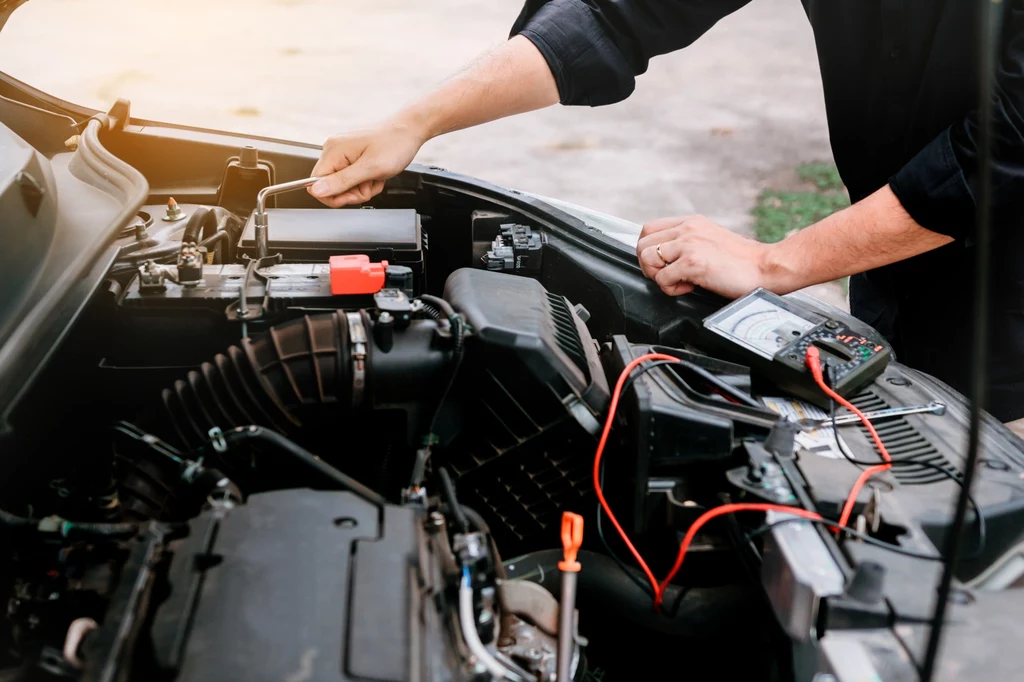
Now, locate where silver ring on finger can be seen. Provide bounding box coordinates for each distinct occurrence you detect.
[656,243,673,266]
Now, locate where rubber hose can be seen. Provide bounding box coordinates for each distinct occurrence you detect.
[181,207,244,262]
[159,311,353,451]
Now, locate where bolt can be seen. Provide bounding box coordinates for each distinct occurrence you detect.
[379,312,394,324]
[162,197,186,222]
[239,145,259,169]
[429,511,445,528]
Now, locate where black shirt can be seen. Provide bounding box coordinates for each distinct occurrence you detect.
[511,0,1024,421]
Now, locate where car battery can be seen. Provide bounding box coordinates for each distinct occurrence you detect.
[112,262,411,369]
[237,208,423,276]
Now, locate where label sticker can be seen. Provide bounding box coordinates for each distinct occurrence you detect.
[761,396,849,460]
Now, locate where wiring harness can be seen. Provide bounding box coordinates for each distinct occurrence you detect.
[594,348,940,611]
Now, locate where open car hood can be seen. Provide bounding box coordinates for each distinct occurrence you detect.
[0,1,28,32]
[2,17,1024,682]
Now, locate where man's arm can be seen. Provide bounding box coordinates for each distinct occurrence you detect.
[641,2,1024,299]
[312,0,752,206]
[310,36,558,206]
[636,186,954,298]
[888,2,1024,241]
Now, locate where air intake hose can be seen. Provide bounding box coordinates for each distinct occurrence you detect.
[159,310,449,451]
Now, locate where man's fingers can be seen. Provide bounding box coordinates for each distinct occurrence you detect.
[637,218,684,258]
[319,179,386,208]
[660,281,696,296]
[652,257,698,297]
[639,216,689,238]
[654,250,706,292]
[309,161,380,202]
[638,245,667,279]
[310,152,344,181]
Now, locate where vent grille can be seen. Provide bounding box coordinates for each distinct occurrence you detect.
[848,391,958,485]
[546,293,589,379]
[444,353,594,552]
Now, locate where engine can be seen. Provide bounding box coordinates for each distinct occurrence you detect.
[0,192,612,682]
[5,140,1024,682]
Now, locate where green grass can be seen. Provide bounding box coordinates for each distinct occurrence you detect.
[752,162,851,292]
[752,190,850,244]
[796,161,846,191]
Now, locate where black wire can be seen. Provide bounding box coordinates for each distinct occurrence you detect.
[595,357,729,613]
[595,446,653,597]
[620,357,759,408]
[198,229,231,263]
[419,294,456,320]
[219,426,387,507]
[922,6,1001,677]
[438,466,470,534]
[0,508,139,538]
[828,399,987,559]
[673,358,762,408]
[594,501,652,597]
[745,516,942,561]
[425,312,466,441]
[620,359,680,397]
[594,434,695,616]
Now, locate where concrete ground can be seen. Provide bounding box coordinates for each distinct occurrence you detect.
[0,0,844,306]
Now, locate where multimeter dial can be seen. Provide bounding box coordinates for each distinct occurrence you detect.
[702,289,891,404]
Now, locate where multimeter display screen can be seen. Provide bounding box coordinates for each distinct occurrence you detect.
[704,290,825,360]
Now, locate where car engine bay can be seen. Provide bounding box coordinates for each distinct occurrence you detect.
[2,96,1024,682]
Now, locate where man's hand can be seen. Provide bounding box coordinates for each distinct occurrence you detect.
[636,187,954,301]
[309,121,426,208]
[636,215,777,299]
[309,36,558,208]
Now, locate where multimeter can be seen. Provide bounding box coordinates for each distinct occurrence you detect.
[701,288,891,407]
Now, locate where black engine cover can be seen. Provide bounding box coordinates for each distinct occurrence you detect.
[149,489,456,682]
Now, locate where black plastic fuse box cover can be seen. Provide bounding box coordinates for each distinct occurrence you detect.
[238,208,422,268]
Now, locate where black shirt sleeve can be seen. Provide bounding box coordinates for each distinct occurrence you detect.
[510,0,753,106]
[889,3,1024,241]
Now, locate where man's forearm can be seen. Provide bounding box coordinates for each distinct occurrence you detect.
[761,185,955,294]
[392,36,559,141]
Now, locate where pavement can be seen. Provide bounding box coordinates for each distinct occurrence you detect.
[0,0,845,306]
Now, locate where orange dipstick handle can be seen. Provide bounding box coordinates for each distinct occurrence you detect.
[558,512,584,572]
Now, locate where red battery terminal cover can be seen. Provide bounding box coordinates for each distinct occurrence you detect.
[329,254,389,295]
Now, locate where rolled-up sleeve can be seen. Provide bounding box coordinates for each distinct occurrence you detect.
[889,2,1024,240]
[510,0,753,106]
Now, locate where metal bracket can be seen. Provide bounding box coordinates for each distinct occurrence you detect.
[347,312,368,407]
